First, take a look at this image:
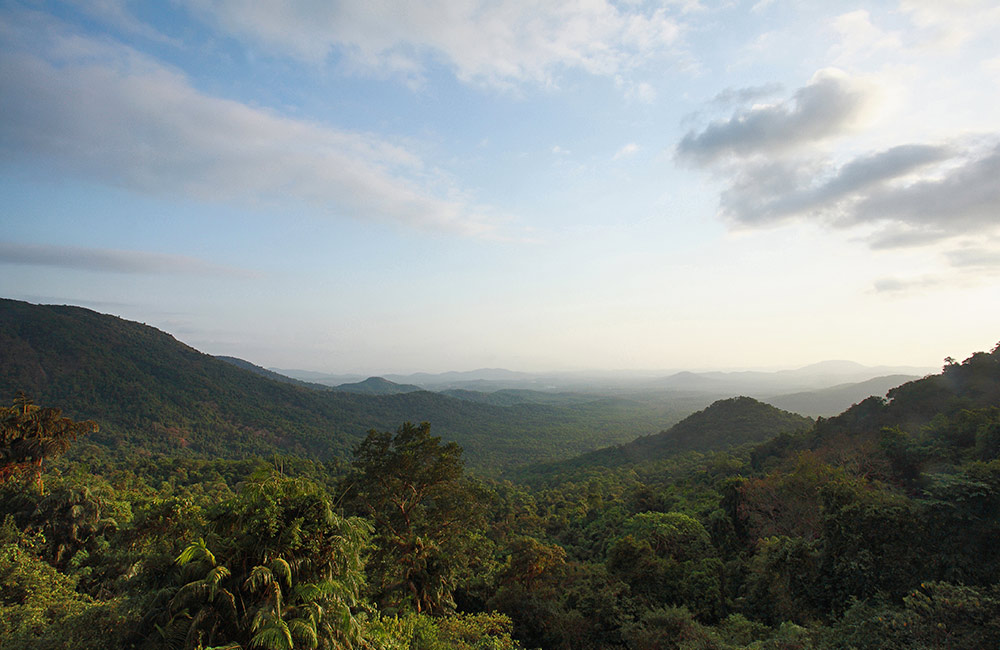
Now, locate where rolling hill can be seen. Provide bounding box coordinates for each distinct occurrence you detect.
[0,299,689,471]
[516,396,812,480]
[333,376,423,395]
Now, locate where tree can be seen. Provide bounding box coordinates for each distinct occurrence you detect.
[152,471,371,649]
[348,422,486,614]
[1,395,97,494]
[607,512,723,619]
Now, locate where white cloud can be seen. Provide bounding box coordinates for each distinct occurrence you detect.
[829,10,902,66]
[616,77,657,103]
[899,0,1000,51]
[181,0,684,87]
[0,15,506,238]
[613,143,640,160]
[983,56,1000,76]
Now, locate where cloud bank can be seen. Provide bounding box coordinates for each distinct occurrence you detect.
[678,69,1000,252]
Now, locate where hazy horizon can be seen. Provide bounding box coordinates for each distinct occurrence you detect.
[2,2,998,374]
[267,359,936,379]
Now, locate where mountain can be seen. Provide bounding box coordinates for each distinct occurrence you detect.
[272,361,933,400]
[0,299,688,471]
[649,363,933,397]
[518,396,812,479]
[333,377,423,395]
[766,374,919,417]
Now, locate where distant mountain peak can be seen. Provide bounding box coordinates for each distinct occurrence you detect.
[334,376,423,395]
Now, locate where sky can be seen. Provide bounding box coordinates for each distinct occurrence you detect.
[2,0,999,374]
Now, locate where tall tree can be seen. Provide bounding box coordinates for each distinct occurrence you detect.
[348,422,486,614]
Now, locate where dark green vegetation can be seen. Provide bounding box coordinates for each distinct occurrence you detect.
[3,297,999,648]
[0,299,694,473]
[333,377,424,395]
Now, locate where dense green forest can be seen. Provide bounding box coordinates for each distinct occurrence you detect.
[3,299,1000,648]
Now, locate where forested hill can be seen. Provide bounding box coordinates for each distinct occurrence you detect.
[819,347,1000,438]
[749,344,1000,469]
[518,396,812,479]
[333,376,424,394]
[0,299,677,470]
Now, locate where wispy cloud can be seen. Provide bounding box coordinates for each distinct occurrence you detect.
[63,0,179,44]
[945,246,1000,269]
[0,242,259,277]
[613,143,640,160]
[872,276,943,294]
[899,0,1000,50]
[0,12,508,238]
[180,0,686,88]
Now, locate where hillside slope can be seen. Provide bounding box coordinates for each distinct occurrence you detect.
[0,299,684,470]
[766,374,918,417]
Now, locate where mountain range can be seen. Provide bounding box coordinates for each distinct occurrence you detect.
[0,297,933,472]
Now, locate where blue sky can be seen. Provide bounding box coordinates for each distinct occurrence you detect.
[2,0,999,373]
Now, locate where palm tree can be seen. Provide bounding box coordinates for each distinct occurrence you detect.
[152,473,371,650]
[166,538,239,649]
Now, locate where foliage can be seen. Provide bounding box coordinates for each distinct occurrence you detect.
[1,394,97,493]
[348,422,487,614]
[3,341,1000,650]
[150,470,371,649]
[827,582,1000,649]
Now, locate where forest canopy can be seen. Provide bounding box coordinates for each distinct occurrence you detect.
[2,343,1000,648]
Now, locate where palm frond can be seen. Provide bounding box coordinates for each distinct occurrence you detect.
[248,618,293,650]
[270,557,292,590]
[177,538,215,567]
[288,617,319,649]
